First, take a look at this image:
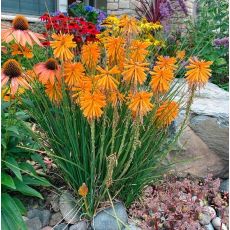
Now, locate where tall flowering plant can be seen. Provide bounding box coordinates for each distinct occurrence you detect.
[1,14,212,217]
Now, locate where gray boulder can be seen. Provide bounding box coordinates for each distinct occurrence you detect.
[59,191,81,224]
[172,81,229,178]
[91,202,128,230]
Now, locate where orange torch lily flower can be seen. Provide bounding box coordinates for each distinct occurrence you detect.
[155,101,179,127]
[1,15,44,46]
[45,81,63,104]
[130,40,151,62]
[185,57,213,88]
[1,59,31,96]
[123,59,149,86]
[150,66,174,94]
[50,33,76,61]
[80,90,106,121]
[156,56,177,72]
[81,42,100,71]
[64,62,85,87]
[96,65,120,92]
[128,91,153,118]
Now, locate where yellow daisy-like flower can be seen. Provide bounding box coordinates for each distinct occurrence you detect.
[185,57,213,87]
[101,15,119,29]
[105,36,125,69]
[96,65,120,92]
[80,90,106,121]
[123,60,149,86]
[64,62,85,87]
[139,18,162,33]
[176,50,186,60]
[150,66,174,94]
[156,56,177,72]
[129,40,151,62]
[50,33,76,61]
[128,91,153,118]
[119,15,139,35]
[154,101,179,127]
[81,42,100,71]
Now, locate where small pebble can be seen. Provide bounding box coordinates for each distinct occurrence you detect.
[204,223,214,230]
[49,212,63,226]
[220,179,229,193]
[203,206,216,220]
[212,217,228,230]
[54,223,69,230]
[26,217,42,230]
[199,213,212,225]
[69,221,87,230]
[41,227,53,230]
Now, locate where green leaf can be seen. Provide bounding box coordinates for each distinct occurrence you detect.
[13,177,43,199]
[1,193,27,230]
[19,162,36,175]
[5,156,22,181]
[1,173,16,189]
[31,153,46,171]
[22,175,51,187]
[6,126,19,135]
[13,197,27,215]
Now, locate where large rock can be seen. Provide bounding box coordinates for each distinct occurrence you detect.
[91,202,128,230]
[168,126,224,178]
[173,81,229,178]
[59,191,81,224]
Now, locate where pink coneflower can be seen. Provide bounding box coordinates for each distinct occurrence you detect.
[1,15,45,46]
[1,59,31,96]
[34,58,61,85]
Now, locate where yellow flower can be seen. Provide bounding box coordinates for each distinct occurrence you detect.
[129,40,150,62]
[139,18,162,33]
[80,90,106,120]
[156,56,177,72]
[105,37,125,69]
[185,57,213,87]
[128,91,153,118]
[64,62,85,87]
[154,101,179,127]
[78,183,88,197]
[11,43,33,59]
[119,15,139,35]
[123,60,149,86]
[81,42,100,71]
[101,15,119,29]
[150,66,174,94]
[50,33,76,61]
[176,50,186,60]
[96,66,120,92]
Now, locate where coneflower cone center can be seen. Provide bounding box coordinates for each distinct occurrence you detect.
[12,15,29,30]
[45,59,58,70]
[3,60,22,78]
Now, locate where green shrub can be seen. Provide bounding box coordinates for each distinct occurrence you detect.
[1,101,51,230]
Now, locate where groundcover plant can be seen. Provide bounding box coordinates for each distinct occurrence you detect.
[1,14,213,219]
